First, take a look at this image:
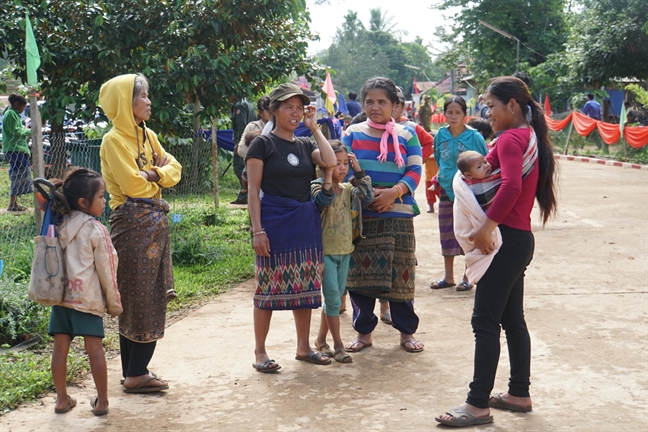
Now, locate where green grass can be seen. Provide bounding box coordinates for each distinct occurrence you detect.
[0,164,254,413]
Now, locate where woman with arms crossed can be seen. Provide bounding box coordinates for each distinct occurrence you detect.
[435,76,557,427]
[100,73,182,393]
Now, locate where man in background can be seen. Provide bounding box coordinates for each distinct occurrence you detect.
[419,95,432,132]
[582,93,602,120]
[347,92,362,117]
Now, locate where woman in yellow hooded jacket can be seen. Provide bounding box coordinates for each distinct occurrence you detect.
[99,73,182,393]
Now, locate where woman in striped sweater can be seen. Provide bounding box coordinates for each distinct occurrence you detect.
[341,77,424,354]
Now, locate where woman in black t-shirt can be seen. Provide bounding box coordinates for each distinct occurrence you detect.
[246,83,336,373]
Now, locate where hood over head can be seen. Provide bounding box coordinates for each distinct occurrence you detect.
[99,74,139,135]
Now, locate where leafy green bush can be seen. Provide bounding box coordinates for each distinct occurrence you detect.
[0,277,49,345]
[0,350,87,413]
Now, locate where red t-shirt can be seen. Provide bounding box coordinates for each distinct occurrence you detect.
[485,128,538,231]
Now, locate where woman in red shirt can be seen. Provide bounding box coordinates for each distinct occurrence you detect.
[436,76,557,427]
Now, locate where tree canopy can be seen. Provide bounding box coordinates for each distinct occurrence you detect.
[435,0,569,83]
[318,9,444,96]
[0,0,319,135]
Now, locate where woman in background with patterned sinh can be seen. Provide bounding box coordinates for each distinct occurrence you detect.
[431,96,488,292]
[2,94,33,212]
[342,76,424,355]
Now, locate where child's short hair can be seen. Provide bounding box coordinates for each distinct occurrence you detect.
[51,167,104,213]
[457,151,482,174]
[329,139,347,154]
[467,118,494,140]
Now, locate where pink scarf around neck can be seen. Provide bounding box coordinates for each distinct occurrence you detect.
[367,118,405,168]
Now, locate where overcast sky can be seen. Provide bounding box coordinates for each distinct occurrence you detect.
[305,0,455,57]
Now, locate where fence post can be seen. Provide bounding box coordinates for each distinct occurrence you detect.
[211,118,219,209]
[563,119,574,155]
[29,94,43,230]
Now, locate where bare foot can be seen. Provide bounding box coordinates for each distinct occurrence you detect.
[436,403,490,422]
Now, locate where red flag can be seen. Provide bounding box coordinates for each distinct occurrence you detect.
[413,77,419,95]
[544,93,552,117]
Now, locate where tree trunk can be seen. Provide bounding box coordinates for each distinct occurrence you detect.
[48,115,67,180]
[211,118,219,209]
[189,95,202,192]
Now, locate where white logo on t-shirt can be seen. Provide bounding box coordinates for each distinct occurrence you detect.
[287,153,300,166]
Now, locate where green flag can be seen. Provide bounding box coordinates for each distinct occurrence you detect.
[619,102,627,138]
[25,12,41,87]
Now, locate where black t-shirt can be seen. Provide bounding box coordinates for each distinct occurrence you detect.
[246,133,318,203]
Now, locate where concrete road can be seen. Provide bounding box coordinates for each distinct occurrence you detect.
[2,159,647,431]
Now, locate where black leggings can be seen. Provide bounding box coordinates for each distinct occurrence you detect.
[119,334,157,378]
[466,225,535,409]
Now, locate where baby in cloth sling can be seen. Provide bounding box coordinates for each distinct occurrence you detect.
[452,129,538,284]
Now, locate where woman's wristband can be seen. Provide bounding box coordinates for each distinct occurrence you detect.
[252,229,266,236]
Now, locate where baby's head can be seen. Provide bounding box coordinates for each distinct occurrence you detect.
[457,151,492,180]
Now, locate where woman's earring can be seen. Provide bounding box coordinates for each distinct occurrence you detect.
[510,110,515,114]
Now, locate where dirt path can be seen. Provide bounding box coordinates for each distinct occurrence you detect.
[2,159,647,431]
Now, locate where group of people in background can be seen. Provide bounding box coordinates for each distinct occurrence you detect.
[17,68,557,429]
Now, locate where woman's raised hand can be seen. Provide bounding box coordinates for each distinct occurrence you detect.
[303,105,317,131]
[253,232,271,257]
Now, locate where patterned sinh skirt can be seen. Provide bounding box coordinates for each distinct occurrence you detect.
[438,188,462,256]
[7,152,33,196]
[110,198,173,342]
[346,217,416,302]
[254,194,323,310]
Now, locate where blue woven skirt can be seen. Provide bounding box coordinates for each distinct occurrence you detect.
[254,194,324,310]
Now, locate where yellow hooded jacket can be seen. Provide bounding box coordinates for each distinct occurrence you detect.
[99,74,182,209]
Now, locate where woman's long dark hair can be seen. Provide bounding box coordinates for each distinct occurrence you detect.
[360,77,399,105]
[486,76,558,225]
[443,96,467,114]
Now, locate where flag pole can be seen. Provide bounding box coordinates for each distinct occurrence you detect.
[25,11,43,227]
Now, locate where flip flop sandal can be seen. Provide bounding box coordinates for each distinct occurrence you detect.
[344,340,373,353]
[295,350,331,365]
[400,339,424,353]
[430,280,456,289]
[489,393,533,412]
[456,281,474,291]
[91,397,109,416]
[123,375,169,393]
[435,407,493,427]
[333,348,353,363]
[315,342,334,357]
[54,396,77,414]
[252,359,282,373]
[380,312,393,325]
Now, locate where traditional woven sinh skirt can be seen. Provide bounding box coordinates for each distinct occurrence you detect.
[346,217,416,302]
[7,152,33,196]
[438,188,462,256]
[254,194,324,310]
[110,198,173,342]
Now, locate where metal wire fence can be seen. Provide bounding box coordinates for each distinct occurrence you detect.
[0,129,233,281]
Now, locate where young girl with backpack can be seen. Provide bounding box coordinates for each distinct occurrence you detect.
[47,168,122,416]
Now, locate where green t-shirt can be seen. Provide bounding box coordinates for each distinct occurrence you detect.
[1,109,31,155]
